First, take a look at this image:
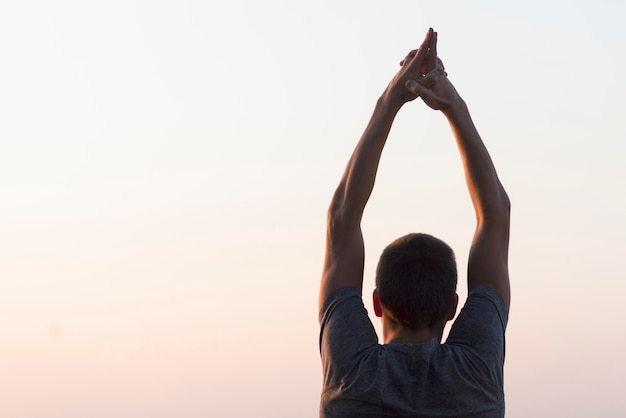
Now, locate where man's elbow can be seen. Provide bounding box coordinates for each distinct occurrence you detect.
[494,186,511,227]
[327,186,345,231]
[481,186,510,226]
[500,186,511,217]
[326,188,359,234]
[327,200,348,235]
[327,184,345,218]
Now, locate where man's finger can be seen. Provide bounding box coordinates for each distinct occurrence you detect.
[413,28,434,65]
[405,79,427,96]
[399,49,418,67]
[427,31,438,72]
[406,80,440,110]
[421,67,443,88]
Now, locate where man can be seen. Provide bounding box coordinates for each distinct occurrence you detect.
[319,28,511,417]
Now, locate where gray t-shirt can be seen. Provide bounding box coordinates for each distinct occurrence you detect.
[319,285,508,417]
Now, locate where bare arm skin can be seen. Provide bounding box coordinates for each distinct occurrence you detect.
[407,55,511,308]
[319,29,442,310]
[447,102,511,308]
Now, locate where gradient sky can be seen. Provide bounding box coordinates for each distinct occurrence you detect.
[1,1,625,417]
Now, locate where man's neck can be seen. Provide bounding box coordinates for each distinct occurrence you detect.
[382,318,444,345]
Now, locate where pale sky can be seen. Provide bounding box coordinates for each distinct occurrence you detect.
[1,1,625,417]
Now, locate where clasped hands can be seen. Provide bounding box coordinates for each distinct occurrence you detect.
[385,28,461,112]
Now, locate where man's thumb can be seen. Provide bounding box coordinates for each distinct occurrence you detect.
[405,80,424,95]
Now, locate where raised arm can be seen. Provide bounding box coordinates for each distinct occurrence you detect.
[407,52,511,309]
[319,29,441,310]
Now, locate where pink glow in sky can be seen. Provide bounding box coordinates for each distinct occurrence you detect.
[1,1,626,417]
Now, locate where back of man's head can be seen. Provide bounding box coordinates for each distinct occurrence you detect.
[375,233,457,330]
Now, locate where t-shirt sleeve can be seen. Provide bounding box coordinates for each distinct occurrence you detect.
[319,287,378,388]
[446,285,509,372]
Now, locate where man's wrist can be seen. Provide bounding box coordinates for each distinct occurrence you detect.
[442,97,468,120]
[378,88,406,114]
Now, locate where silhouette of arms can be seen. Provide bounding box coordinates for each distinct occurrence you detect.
[319,29,442,310]
[407,53,511,308]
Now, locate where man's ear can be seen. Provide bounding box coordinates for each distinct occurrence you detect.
[447,293,459,321]
[373,289,383,318]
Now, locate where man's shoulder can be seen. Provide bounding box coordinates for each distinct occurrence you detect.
[455,285,509,332]
[443,285,508,385]
[319,286,362,320]
[319,286,378,361]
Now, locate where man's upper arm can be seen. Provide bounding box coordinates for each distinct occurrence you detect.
[447,285,508,372]
[319,205,365,310]
[467,196,511,309]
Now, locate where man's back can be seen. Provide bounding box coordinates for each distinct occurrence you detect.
[319,286,508,417]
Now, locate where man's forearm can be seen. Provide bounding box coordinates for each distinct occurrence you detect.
[329,93,402,222]
[444,100,509,221]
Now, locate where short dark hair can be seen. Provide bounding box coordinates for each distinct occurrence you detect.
[375,233,457,330]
